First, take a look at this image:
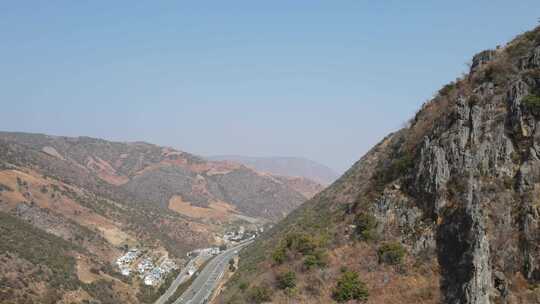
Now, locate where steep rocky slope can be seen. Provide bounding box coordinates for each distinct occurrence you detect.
[208,155,339,185]
[0,133,309,303]
[218,26,540,304]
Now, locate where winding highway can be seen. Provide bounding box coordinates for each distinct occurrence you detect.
[154,257,208,304]
[173,240,253,304]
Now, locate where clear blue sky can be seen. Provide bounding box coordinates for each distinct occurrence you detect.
[0,1,538,172]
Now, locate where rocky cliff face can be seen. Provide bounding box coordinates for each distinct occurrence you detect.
[414,30,540,303]
[219,26,540,304]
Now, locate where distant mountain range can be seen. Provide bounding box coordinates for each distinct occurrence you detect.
[207,155,338,185]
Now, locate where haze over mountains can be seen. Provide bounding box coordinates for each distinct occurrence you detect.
[0,131,319,304]
[2,3,539,304]
[208,155,339,185]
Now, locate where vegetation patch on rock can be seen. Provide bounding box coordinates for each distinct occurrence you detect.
[354,212,379,241]
[523,94,540,115]
[377,242,406,265]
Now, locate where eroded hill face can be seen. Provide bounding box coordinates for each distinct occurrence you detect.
[0,133,310,220]
[0,133,311,303]
[218,26,540,304]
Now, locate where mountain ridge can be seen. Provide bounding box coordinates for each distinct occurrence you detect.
[0,131,314,220]
[207,155,339,185]
[217,25,540,304]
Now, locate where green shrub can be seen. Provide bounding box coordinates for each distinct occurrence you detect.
[354,213,378,241]
[523,94,540,115]
[276,271,296,290]
[271,246,286,264]
[438,82,456,96]
[373,152,414,192]
[271,231,328,273]
[238,282,248,291]
[392,155,414,175]
[247,285,272,303]
[332,270,369,302]
[285,232,318,255]
[377,242,406,265]
[229,259,236,272]
[303,250,328,270]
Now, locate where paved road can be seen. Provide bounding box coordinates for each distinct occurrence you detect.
[154,256,210,304]
[173,240,253,304]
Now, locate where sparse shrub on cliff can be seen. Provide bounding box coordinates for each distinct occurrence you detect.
[523,94,540,115]
[354,213,379,241]
[373,151,414,192]
[377,242,406,265]
[332,269,369,303]
[439,82,457,96]
[480,60,514,86]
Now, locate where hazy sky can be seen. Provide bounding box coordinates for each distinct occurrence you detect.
[1,2,539,172]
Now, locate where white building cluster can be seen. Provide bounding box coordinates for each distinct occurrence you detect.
[114,248,178,286]
[137,258,154,277]
[223,231,244,242]
[115,248,140,276]
[223,226,246,243]
[143,258,178,286]
[222,226,259,243]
